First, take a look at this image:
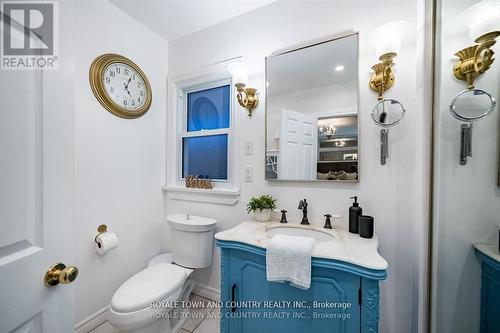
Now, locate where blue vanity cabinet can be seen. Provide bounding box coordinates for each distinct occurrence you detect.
[475,248,500,333]
[217,240,387,333]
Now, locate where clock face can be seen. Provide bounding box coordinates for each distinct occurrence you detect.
[102,62,148,111]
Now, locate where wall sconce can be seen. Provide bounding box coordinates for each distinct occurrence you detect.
[449,0,499,165]
[368,21,411,165]
[227,62,259,116]
[455,0,500,89]
[368,21,411,100]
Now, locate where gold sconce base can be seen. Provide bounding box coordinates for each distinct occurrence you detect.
[369,52,396,100]
[236,84,259,116]
[453,31,499,89]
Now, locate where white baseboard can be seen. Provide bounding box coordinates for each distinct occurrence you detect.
[193,283,221,301]
[74,306,109,333]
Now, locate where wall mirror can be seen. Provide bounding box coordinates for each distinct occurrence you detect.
[265,33,359,182]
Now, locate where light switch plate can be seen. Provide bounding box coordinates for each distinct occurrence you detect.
[244,141,253,155]
[244,166,253,182]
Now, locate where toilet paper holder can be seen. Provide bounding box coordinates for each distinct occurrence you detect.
[95,224,108,246]
[94,224,119,255]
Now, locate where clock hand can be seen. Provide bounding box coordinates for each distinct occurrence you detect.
[124,76,132,90]
[122,81,133,98]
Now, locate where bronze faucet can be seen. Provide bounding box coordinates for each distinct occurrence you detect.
[298,199,309,225]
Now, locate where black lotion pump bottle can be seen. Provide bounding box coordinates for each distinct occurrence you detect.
[349,196,363,234]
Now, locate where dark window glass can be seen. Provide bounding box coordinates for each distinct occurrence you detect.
[182,134,228,180]
[187,85,230,131]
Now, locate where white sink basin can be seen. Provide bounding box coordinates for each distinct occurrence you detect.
[266,226,334,242]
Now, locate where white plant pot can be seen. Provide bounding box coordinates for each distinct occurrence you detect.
[253,209,272,222]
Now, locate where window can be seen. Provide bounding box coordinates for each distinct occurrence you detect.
[166,69,240,203]
[179,82,231,181]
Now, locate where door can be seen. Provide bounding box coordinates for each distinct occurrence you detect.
[0,16,76,333]
[229,249,360,333]
[279,109,318,180]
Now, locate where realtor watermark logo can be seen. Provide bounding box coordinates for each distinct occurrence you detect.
[1,1,59,70]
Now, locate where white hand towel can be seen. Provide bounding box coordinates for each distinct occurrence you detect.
[266,234,315,289]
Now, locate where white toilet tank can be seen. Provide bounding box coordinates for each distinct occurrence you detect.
[167,214,217,268]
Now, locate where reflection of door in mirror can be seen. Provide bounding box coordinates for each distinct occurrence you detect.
[279,109,318,180]
[265,33,359,182]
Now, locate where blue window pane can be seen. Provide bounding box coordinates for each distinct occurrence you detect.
[187,85,230,131]
[182,134,228,180]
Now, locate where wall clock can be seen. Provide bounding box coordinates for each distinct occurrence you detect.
[89,53,152,119]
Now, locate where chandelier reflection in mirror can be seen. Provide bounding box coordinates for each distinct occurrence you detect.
[319,121,337,138]
[449,0,499,165]
[368,21,411,165]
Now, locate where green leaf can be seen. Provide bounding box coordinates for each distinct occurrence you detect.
[246,194,277,213]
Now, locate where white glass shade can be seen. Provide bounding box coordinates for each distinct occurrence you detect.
[227,62,249,86]
[368,21,411,57]
[459,0,500,40]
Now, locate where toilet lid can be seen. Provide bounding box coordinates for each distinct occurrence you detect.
[111,263,188,313]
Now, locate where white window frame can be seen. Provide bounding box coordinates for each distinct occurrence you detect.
[177,78,232,183]
[165,65,241,203]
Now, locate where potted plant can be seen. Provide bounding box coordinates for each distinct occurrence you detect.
[246,195,277,222]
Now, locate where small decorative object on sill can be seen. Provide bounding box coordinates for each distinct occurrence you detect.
[185,175,213,190]
[246,194,277,222]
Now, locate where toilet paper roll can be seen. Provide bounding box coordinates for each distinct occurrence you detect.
[94,232,118,255]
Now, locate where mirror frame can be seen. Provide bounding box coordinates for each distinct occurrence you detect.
[264,31,361,183]
[449,88,496,123]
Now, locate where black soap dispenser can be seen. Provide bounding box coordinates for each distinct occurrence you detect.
[349,196,363,234]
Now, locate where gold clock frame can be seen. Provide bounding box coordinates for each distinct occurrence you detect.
[89,53,152,119]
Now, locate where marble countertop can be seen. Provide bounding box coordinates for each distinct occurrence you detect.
[215,221,388,270]
[474,243,500,262]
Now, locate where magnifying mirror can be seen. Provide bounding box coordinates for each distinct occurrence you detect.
[371,98,406,165]
[449,88,496,165]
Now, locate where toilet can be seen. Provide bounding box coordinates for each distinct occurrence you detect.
[108,214,217,333]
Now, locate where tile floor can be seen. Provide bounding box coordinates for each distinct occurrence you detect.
[89,294,220,333]
[179,294,220,333]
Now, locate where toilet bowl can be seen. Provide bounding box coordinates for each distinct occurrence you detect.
[108,214,216,333]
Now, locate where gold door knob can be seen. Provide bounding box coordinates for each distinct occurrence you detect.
[44,263,79,287]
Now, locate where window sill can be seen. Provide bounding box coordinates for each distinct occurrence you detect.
[163,185,240,205]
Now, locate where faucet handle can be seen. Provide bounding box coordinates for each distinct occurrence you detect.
[323,213,333,229]
[280,210,288,224]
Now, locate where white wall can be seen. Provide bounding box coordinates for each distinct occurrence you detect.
[432,0,500,332]
[166,1,429,332]
[73,0,169,324]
